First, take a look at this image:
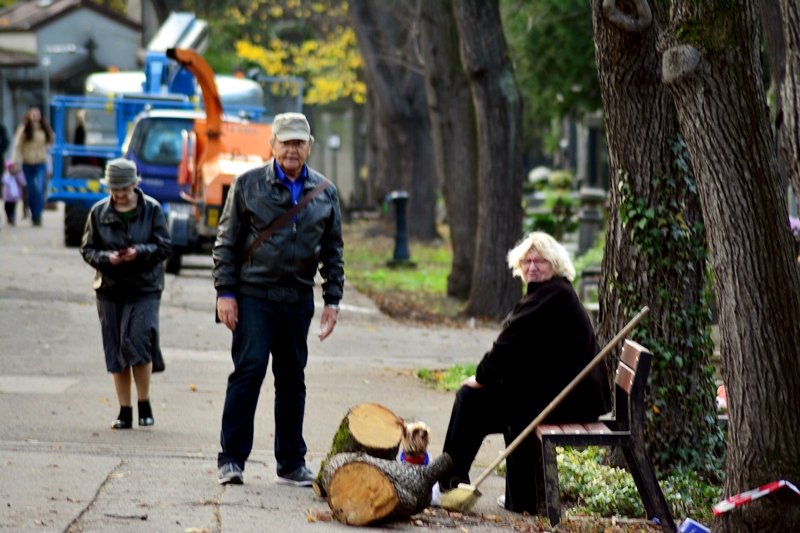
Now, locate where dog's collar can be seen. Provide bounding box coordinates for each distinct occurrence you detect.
[400,451,430,465]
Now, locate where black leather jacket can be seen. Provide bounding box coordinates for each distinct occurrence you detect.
[80,189,171,298]
[212,160,344,305]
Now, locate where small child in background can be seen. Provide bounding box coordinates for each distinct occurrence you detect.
[2,161,26,225]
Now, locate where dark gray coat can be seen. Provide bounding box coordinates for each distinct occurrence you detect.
[80,189,171,298]
[212,160,344,306]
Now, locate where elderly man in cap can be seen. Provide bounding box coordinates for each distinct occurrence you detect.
[213,112,344,486]
[80,158,171,430]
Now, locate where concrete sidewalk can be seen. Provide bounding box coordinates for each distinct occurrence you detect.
[0,205,542,532]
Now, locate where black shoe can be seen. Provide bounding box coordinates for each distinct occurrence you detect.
[276,465,315,487]
[138,400,154,426]
[218,463,244,485]
[111,406,133,429]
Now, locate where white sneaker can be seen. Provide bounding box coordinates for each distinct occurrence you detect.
[430,482,441,507]
[497,495,506,509]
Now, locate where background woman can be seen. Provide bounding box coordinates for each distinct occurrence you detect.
[436,231,611,514]
[11,107,53,226]
[80,158,171,429]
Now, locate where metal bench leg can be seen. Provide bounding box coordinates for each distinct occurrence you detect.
[541,438,561,527]
[622,444,676,532]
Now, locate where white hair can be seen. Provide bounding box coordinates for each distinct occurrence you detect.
[507,231,576,281]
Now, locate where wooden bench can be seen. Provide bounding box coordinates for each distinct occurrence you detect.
[536,339,676,532]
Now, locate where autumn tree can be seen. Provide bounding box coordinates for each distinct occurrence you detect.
[452,0,524,319]
[656,2,800,529]
[590,0,720,477]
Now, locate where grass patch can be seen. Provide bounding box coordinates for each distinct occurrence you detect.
[343,219,475,325]
[417,363,477,391]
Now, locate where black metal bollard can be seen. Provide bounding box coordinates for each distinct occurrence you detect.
[386,190,415,268]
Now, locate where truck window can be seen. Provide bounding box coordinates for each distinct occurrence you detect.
[132,118,193,166]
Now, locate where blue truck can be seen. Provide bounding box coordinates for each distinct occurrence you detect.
[47,48,267,249]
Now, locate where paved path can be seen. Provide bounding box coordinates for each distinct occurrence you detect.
[0,205,543,532]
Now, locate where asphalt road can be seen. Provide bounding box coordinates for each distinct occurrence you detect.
[0,205,536,533]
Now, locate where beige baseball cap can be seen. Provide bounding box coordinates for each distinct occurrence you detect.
[272,112,313,142]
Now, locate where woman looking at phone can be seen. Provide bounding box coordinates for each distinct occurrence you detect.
[80,158,171,429]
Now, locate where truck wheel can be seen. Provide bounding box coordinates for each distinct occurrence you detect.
[165,251,182,275]
[64,204,91,247]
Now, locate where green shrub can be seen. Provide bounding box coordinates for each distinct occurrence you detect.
[558,447,721,524]
[549,170,574,189]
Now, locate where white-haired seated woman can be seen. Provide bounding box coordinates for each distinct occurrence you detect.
[434,231,611,514]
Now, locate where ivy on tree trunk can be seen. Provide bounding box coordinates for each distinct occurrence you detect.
[591,0,721,479]
[660,1,800,530]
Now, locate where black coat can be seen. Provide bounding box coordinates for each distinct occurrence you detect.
[475,276,611,424]
[80,189,171,298]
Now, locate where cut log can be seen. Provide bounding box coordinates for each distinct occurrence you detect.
[313,403,405,497]
[322,452,452,526]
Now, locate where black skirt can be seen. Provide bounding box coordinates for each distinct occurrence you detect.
[96,295,165,373]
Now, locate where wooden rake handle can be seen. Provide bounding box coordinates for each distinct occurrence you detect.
[471,306,650,489]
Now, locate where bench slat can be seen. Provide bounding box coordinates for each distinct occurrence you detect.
[537,422,615,437]
[615,364,636,393]
[582,422,614,434]
[620,341,642,368]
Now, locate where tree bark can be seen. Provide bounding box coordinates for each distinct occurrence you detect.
[779,0,800,199]
[419,0,479,299]
[453,0,524,320]
[660,2,800,530]
[590,0,717,471]
[313,403,404,497]
[349,0,439,240]
[322,452,451,526]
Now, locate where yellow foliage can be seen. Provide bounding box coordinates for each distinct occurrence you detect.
[235,26,365,105]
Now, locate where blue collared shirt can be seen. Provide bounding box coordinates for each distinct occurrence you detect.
[275,160,308,205]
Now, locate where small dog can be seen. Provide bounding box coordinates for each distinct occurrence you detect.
[399,420,431,466]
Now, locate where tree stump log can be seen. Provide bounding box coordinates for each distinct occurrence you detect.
[313,403,405,497]
[321,452,452,526]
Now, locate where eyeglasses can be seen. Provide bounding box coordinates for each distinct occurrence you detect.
[521,257,550,267]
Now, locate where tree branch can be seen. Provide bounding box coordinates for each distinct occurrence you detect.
[602,0,653,33]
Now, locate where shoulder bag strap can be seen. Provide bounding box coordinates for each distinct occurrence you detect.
[241,178,331,262]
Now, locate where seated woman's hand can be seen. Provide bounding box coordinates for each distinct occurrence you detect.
[462,375,484,389]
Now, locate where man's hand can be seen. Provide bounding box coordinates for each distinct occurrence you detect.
[318,305,339,341]
[217,296,238,331]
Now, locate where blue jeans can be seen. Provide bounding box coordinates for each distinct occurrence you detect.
[22,163,47,224]
[217,294,314,475]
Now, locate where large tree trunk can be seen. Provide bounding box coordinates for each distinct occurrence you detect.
[661,2,800,530]
[453,0,524,320]
[419,0,479,299]
[349,0,439,240]
[590,0,717,471]
[322,452,451,526]
[779,0,800,198]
